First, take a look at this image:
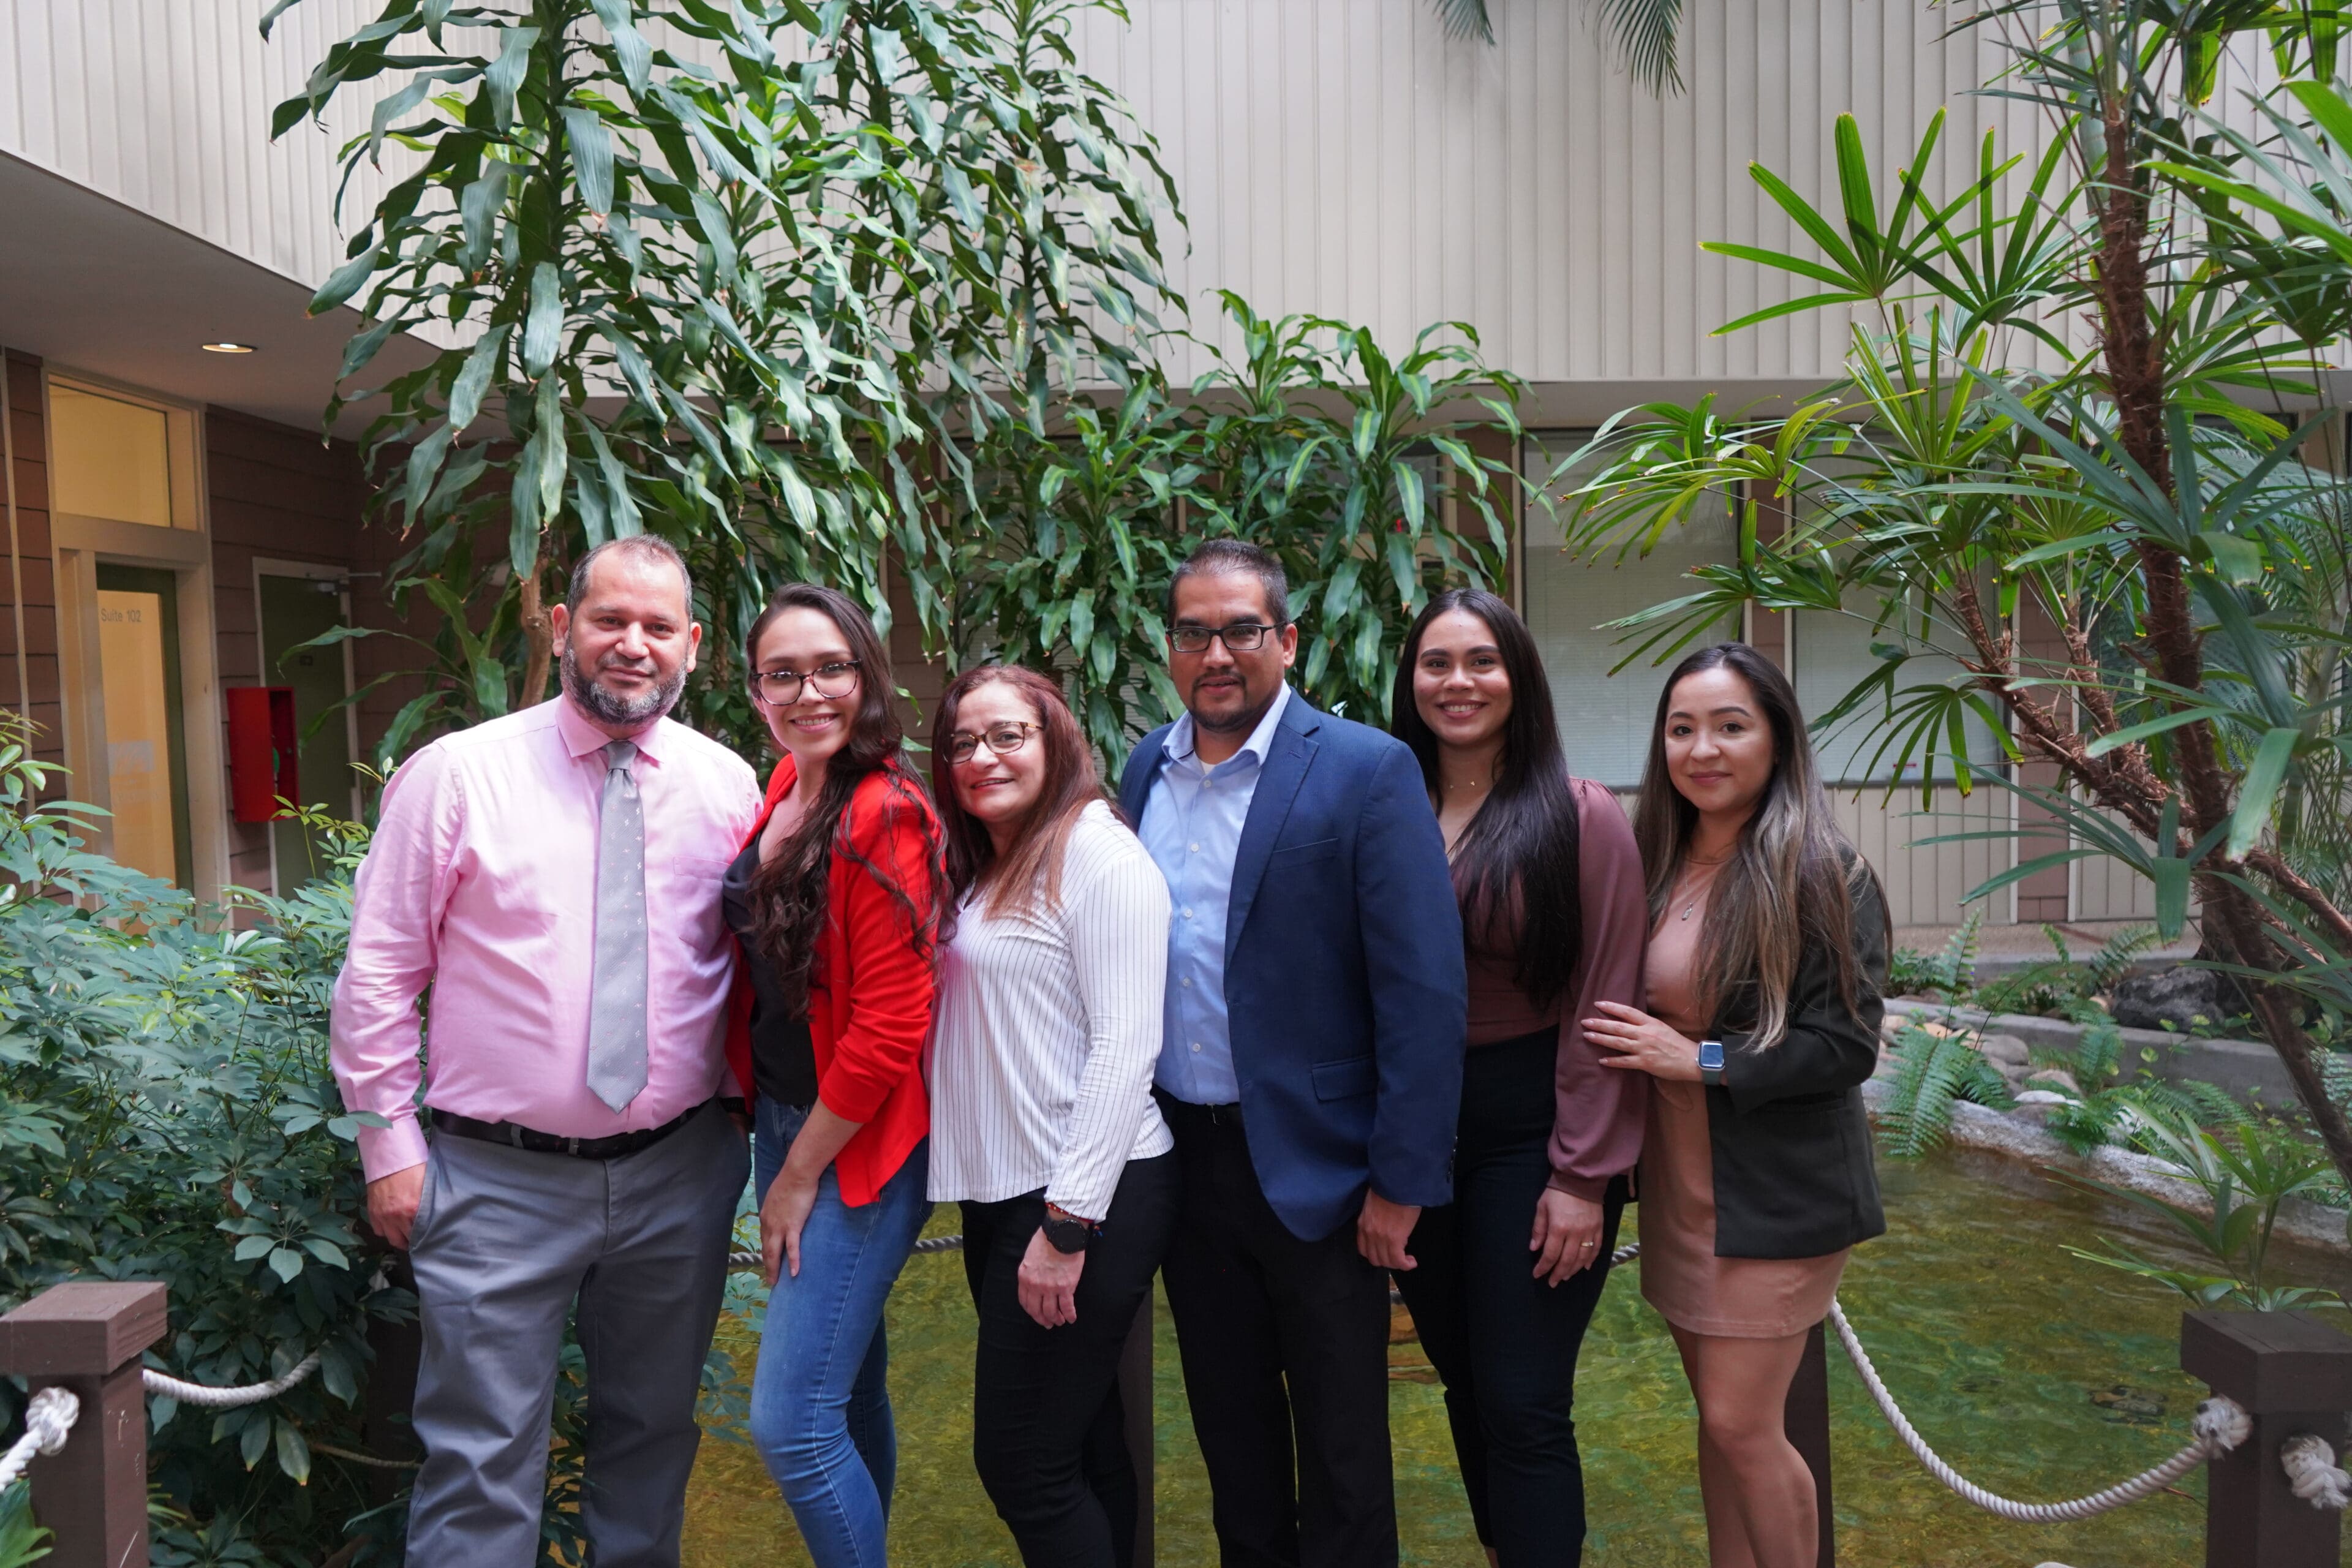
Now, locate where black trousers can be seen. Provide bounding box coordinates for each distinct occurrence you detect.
[1155,1092,1397,1568]
[961,1153,1180,1568]
[1392,1030,1628,1567]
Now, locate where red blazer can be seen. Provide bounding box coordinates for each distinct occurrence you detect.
[725,756,939,1207]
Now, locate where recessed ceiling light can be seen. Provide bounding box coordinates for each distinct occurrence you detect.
[201,342,256,354]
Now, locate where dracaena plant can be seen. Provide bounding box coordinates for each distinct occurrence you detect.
[263,0,1180,763]
[953,294,1539,771]
[1556,0,2352,1188]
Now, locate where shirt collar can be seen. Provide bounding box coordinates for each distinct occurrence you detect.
[554,694,671,766]
[1164,682,1291,772]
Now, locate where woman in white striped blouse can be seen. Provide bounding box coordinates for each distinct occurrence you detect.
[925,664,1178,1568]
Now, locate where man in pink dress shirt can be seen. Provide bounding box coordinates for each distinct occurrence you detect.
[331,535,759,1564]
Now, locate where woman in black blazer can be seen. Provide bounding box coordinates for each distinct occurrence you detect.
[1581,642,1887,1568]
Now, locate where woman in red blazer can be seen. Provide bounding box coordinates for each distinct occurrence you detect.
[722,582,943,1567]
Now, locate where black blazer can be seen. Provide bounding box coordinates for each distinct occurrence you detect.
[1702,861,1890,1260]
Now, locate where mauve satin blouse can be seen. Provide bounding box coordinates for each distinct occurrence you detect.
[1459,777,1649,1200]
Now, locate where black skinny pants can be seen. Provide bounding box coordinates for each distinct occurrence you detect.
[960,1152,1180,1568]
[1393,1030,1628,1567]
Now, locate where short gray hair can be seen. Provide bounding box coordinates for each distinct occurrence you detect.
[1167,539,1290,627]
[565,535,693,617]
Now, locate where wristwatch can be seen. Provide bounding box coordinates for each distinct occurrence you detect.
[1042,1204,1098,1254]
[1697,1039,1727,1088]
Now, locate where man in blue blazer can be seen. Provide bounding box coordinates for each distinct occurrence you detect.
[1120,540,1466,1567]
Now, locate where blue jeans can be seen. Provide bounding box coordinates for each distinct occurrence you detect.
[748,1096,933,1568]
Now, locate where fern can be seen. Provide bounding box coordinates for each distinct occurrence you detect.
[1979,924,2158,1018]
[1889,910,1981,998]
[1878,1020,2013,1159]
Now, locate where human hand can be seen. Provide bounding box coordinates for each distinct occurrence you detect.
[1529,1187,1604,1286]
[1017,1229,1085,1328]
[760,1168,821,1286]
[367,1164,427,1251]
[1585,1001,1704,1081]
[1357,1190,1421,1271]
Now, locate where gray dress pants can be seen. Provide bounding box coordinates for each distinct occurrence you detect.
[405,1100,749,1565]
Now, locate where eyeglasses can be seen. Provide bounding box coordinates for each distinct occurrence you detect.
[944,721,1042,765]
[1169,622,1281,654]
[750,659,861,706]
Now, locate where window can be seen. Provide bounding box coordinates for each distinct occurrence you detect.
[48,382,195,529]
[1792,594,2005,785]
[1522,432,1740,787]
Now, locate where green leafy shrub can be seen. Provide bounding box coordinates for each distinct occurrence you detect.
[2051,1110,2345,1313]
[0,726,396,1557]
[1886,911,1980,1000]
[1876,1018,2014,1159]
[1977,925,2158,1022]
[0,1483,50,1568]
[2025,1019,2251,1156]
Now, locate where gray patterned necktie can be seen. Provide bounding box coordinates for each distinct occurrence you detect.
[585,739,649,1112]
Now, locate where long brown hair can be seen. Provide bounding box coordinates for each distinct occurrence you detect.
[743,584,940,1013]
[1633,642,1871,1049]
[930,665,1107,931]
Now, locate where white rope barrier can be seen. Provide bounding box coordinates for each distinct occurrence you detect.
[1825,1295,2249,1521]
[2281,1433,2352,1511]
[143,1349,321,1409]
[0,1387,78,1493]
[1608,1238,2250,1523]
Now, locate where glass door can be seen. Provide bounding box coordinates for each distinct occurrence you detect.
[92,564,193,888]
[258,572,357,890]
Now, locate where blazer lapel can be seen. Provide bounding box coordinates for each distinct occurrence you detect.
[1120,726,1169,825]
[1224,697,1321,965]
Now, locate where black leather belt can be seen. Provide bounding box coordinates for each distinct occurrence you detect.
[429,1099,707,1160]
[1154,1091,1243,1131]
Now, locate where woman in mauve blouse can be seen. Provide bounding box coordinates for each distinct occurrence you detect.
[1387,588,1648,1568]
[724,582,944,1568]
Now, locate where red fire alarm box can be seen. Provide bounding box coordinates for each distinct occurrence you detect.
[227,687,300,823]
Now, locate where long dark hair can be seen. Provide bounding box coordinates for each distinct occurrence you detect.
[1632,642,1868,1047]
[743,583,940,1014]
[1389,587,1583,1010]
[930,665,1109,933]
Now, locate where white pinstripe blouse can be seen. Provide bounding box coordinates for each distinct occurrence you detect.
[925,801,1176,1219]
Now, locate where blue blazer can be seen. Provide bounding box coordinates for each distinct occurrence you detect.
[1120,693,1467,1241]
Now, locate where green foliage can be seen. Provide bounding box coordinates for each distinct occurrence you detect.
[1887,910,1981,998]
[1876,1018,2015,1159]
[0,722,391,1556]
[262,0,1185,761]
[2051,1109,2345,1313]
[1977,924,2159,1021]
[1557,2,2352,1177]
[956,296,1533,766]
[0,1484,49,1568]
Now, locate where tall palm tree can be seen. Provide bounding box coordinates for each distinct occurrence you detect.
[1433,0,1684,92]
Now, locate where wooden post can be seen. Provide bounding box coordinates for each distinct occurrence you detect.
[0,1281,168,1568]
[2182,1310,2352,1568]
[1119,1295,1155,1568]
[1785,1319,1836,1568]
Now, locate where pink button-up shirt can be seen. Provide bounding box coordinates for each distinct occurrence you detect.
[331,697,761,1181]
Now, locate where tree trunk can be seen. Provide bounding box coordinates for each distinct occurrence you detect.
[2090,80,2352,1188]
[518,565,554,710]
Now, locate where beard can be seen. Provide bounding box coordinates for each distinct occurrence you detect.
[562,642,685,728]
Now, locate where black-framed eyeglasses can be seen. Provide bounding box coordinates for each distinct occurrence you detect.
[1169,622,1280,654]
[944,721,1042,765]
[750,659,861,706]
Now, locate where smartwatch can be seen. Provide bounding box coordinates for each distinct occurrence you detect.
[1042,1205,1098,1254]
[1697,1039,1727,1088]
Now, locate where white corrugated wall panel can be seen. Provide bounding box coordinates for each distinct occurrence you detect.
[1,0,399,294]
[1071,0,2078,387]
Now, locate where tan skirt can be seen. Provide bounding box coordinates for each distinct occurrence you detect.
[1638,1078,1847,1338]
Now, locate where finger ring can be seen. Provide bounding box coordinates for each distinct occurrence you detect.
[1580,1241,1594,1248]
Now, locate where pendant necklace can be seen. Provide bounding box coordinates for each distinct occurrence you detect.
[1676,852,1732,922]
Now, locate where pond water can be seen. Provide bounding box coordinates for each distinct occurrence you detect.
[680,1150,2352,1566]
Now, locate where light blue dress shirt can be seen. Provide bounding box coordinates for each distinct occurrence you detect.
[1139,682,1294,1104]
